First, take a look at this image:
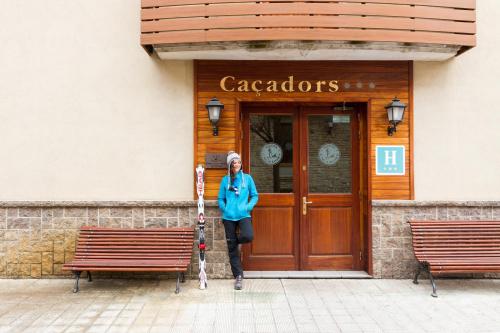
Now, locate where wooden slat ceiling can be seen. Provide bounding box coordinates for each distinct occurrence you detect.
[141,0,476,58]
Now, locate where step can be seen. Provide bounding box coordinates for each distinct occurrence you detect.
[244,271,372,279]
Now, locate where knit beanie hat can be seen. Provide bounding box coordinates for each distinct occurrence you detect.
[227,151,241,168]
[226,151,245,189]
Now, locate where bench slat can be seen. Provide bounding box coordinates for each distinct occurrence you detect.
[74,256,192,259]
[63,227,195,275]
[78,244,194,247]
[408,220,500,275]
[77,243,194,246]
[414,252,500,256]
[62,267,188,272]
[65,259,190,265]
[74,249,192,253]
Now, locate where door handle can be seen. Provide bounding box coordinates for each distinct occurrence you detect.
[302,197,313,215]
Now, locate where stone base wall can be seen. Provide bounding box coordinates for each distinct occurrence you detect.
[372,201,500,279]
[0,201,232,279]
[3,200,499,280]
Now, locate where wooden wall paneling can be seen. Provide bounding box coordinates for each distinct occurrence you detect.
[195,60,412,202]
[409,61,415,199]
[193,60,198,200]
[367,99,373,275]
[369,91,410,199]
[235,100,242,156]
[197,88,237,197]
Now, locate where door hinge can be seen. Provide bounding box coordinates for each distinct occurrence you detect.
[359,251,363,262]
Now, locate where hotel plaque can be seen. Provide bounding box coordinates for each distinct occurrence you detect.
[205,153,227,169]
[375,145,405,176]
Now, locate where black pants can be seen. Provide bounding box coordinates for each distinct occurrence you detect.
[223,217,254,278]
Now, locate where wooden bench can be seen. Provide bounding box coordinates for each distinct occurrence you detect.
[408,220,500,297]
[63,226,195,294]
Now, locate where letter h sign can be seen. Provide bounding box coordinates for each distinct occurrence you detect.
[376,146,405,175]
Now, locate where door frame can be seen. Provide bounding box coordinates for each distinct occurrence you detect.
[239,101,370,272]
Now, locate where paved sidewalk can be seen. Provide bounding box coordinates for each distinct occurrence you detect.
[0,278,499,333]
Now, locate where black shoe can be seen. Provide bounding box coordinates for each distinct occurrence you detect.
[234,275,243,290]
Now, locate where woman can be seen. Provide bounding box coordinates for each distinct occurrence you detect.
[218,151,258,290]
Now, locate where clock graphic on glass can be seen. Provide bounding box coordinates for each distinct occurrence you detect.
[318,143,340,165]
[260,143,283,166]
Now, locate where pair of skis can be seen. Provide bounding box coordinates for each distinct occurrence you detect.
[196,165,208,290]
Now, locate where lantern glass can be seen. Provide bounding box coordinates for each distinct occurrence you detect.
[385,98,406,124]
[208,106,220,125]
[387,107,394,122]
[392,105,405,123]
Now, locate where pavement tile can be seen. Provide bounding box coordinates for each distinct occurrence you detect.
[106,304,126,311]
[0,279,499,333]
[43,326,67,333]
[336,323,363,333]
[255,323,277,333]
[73,317,95,326]
[125,303,144,311]
[99,310,120,318]
[0,318,15,326]
[170,324,193,332]
[85,326,109,333]
[106,326,127,333]
[112,317,135,325]
[119,310,140,319]
[149,326,170,333]
[127,326,150,333]
[92,317,112,326]
[63,325,86,333]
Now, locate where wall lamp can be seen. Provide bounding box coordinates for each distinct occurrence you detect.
[385,97,407,136]
[205,97,224,136]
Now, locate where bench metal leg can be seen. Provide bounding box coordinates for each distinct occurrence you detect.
[429,272,438,298]
[181,272,185,283]
[73,271,81,293]
[87,271,92,282]
[414,263,438,297]
[413,263,423,284]
[175,272,181,294]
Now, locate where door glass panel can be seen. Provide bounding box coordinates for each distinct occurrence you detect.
[250,114,293,193]
[308,115,351,193]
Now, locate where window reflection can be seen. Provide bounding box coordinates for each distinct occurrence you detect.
[250,115,293,193]
[308,115,352,193]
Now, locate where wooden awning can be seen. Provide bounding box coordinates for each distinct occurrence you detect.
[141,0,476,61]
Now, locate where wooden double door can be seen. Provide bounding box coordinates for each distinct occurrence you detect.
[242,104,361,271]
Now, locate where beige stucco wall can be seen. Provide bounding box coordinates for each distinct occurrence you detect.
[414,0,500,200]
[1,1,498,201]
[0,1,193,200]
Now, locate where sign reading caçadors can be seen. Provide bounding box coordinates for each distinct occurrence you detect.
[220,76,339,96]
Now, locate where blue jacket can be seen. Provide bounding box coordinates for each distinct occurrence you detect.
[218,171,259,221]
